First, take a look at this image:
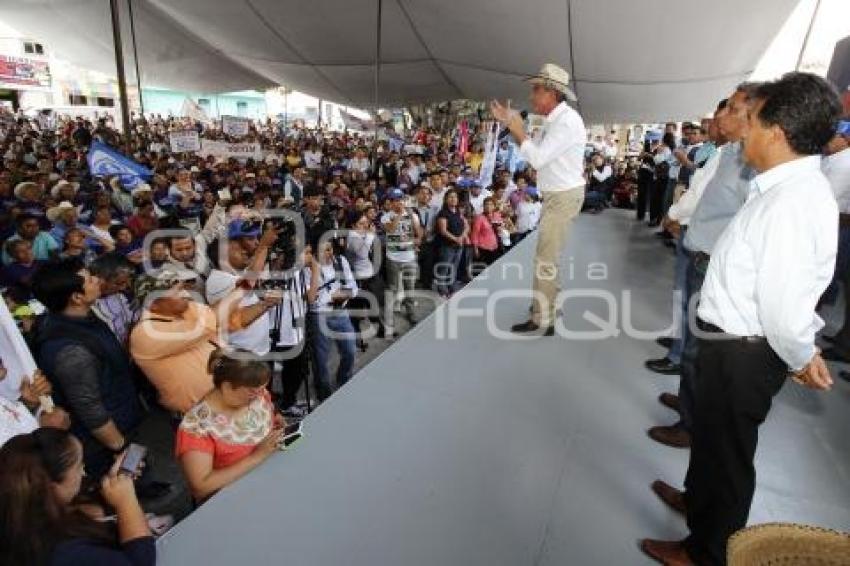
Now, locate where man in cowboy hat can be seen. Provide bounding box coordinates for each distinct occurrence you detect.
[491,62,586,335]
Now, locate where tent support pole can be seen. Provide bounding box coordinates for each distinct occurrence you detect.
[373,0,383,151]
[795,0,823,71]
[127,0,144,116]
[109,0,132,152]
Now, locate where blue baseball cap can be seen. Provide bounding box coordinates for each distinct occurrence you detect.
[387,188,405,200]
[837,120,850,137]
[228,219,262,239]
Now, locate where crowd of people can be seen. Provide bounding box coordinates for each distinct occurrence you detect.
[0,68,846,565]
[0,105,554,564]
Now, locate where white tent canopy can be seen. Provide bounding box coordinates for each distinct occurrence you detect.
[2,0,801,123]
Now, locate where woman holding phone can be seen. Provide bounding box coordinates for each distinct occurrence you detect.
[176,349,285,502]
[0,428,154,565]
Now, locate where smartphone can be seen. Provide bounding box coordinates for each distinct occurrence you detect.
[278,422,303,450]
[118,443,147,476]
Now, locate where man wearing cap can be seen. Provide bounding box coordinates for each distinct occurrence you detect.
[467,179,492,216]
[382,188,423,316]
[491,62,586,335]
[205,221,283,357]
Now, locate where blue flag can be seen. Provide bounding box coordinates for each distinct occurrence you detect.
[87,141,152,190]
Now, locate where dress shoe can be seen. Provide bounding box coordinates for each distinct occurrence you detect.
[640,539,695,565]
[656,336,674,349]
[645,358,682,375]
[510,320,554,336]
[651,480,686,516]
[821,347,850,363]
[658,392,681,414]
[648,425,691,448]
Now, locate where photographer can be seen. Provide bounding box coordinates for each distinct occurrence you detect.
[305,241,358,403]
[205,221,283,357]
[269,245,319,419]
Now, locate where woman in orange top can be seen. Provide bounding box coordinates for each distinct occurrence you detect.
[175,349,285,502]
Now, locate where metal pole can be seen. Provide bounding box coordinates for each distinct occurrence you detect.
[796,0,823,71]
[373,0,383,151]
[127,0,144,116]
[109,0,131,151]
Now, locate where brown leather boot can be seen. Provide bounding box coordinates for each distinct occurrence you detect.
[640,539,695,565]
[658,392,681,414]
[648,425,691,448]
[651,480,686,516]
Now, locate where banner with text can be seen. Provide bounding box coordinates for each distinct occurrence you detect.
[198,139,264,161]
[169,129,201,152]
[221,115,252,137]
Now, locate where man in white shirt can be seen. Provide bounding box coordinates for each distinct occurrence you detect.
[303,144,323,171]
[304,242,358,402]
[205,222,283,357]
[492,63,586,335]
[467,179,492,215]
[642,72,841,566]
[428,170,448,209]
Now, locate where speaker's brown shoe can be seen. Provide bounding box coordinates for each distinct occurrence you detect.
[648,425,691,448]
[640,539,695,565]
[658,392,681,414]
[651,480,686,516]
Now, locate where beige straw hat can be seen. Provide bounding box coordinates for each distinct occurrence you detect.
[727,522,850,565]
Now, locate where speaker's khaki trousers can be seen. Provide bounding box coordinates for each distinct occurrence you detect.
[531,187,585,327]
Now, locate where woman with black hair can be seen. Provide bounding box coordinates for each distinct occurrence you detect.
[435,188,470,297]
[176,348,285,502]
[0,428,154,566]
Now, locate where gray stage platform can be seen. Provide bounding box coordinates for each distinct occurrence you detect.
[157,210,850,565]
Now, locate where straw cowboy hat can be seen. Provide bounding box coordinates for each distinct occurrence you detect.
[50,179,80,199]
[727,522,850,565]
[525,63,577,102]
[131,182,153,197]
[14,181,43,200]
[46,200,77,223]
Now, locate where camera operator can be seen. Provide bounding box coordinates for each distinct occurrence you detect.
[305,241,358,403]
[205,221,283,357]
[269,245,320,419]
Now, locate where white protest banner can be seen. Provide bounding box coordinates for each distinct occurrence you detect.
[198,139,264,161]
[169,129,201,153]
[339,108,374,131]
[478,121,500,188]
[180,97,211,124]
[0,299,38,400]
[221,115,251,137]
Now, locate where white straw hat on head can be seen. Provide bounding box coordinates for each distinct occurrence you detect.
[46,200,77,223]
[51,179,79,199]
[525,63,577,102]
[14,181,42,199]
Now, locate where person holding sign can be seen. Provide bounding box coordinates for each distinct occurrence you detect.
[0,296,70,447]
